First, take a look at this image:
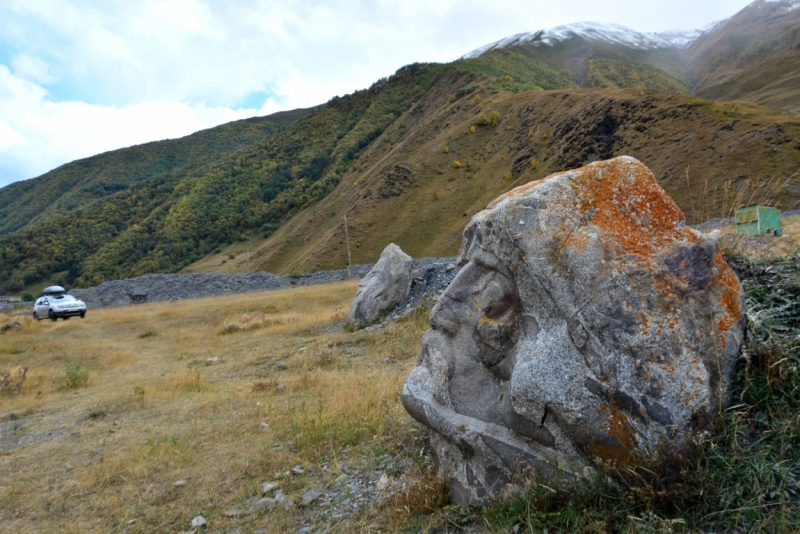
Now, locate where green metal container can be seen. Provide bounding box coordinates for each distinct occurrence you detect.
[735,205,782,236]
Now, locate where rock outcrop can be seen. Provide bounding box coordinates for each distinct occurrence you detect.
[402,156,745,505]
[349,243,413,326]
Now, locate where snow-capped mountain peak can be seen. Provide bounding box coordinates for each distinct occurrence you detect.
[461,22,703,59]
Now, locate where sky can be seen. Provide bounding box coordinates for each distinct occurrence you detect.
[0,0,754,188]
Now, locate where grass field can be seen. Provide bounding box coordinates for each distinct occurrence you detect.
[0,281,438,533]
[2,241,800,533]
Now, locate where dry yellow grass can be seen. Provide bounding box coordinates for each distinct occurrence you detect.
[0,281,433,533]
[714,214,800,259]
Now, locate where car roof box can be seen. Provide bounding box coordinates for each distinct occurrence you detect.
[43,286,66,296]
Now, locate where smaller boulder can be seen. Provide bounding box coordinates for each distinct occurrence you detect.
[349,243,413,326]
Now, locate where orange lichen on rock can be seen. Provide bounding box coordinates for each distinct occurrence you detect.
[567,158,698,257]
[713,251,743,332]
[564,231,590,251]
[590,403,638,466]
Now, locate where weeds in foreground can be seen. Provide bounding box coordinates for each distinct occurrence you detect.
[0,365,27,396]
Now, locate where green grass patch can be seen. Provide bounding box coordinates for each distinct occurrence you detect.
[61,359,89,389]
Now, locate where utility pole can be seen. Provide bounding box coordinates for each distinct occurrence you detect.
[344,214,352,278]
[246,247,250,273]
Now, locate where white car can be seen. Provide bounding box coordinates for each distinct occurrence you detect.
[33,286,87,321]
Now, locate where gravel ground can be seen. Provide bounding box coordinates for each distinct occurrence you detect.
[364,257,458,331]
[69,258,457,311]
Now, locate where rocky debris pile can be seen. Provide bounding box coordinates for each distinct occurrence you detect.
[364,257,457,331]
[208,455,407,533]
[403,156,745,505]
[69,265,374,309]
[69,256,458,314]
[350,244,413,327]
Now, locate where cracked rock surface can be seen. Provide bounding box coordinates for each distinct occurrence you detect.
[402,156,745,505]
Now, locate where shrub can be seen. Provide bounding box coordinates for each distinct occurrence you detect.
[433,191,439,201]
[528,128,534,138]
[490,110,501,126]
[442,146,449,154]
[503,171,513,181]
[62,359,89,389]
[475,113,489,126]
[452,84,478,100]
[228,254,235,259]
[687,98,712,108]
[471,95,482,105]
[469,125,476,134]
[453,161,462,169]
[20,291,34,302]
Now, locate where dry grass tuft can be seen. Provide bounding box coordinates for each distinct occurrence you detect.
[0,365,27,396]
[251,380,280,392]
[391,466,449,518]
[170,369,205,393]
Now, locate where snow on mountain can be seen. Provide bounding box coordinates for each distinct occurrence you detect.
[763,0,800,10]
[461,22,704,59]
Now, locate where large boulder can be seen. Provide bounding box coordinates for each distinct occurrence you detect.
[350,243,413,326]
[402,156,745,505]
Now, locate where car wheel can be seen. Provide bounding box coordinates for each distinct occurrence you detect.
[49,310,57,322]
[63,316,70,320]
[80,313,85,319]
[33,312,39,320]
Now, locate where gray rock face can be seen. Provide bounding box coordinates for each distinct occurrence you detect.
[349,243,413,326]
[402,156,745,505]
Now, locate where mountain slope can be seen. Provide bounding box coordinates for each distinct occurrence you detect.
[462,0,800,112]
[0,63,445,291]
[219,75,800,276]
[2,0,799,293]
[0,108,310,237]
[687,0,800,112]
[460,28,691,96]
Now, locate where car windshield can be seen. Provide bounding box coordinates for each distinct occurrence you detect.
[52,295,77,302]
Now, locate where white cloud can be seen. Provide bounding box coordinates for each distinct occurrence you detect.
[11,53,57,84]
[0,0,754,187]
[0,123,25,151]
[0,66,256,187]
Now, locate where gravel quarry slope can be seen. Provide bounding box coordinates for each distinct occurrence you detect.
[69,257,456,310]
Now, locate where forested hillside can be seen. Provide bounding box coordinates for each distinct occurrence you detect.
[0,108,309,237]
[0,64,444,291]
[2,0,799,293]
